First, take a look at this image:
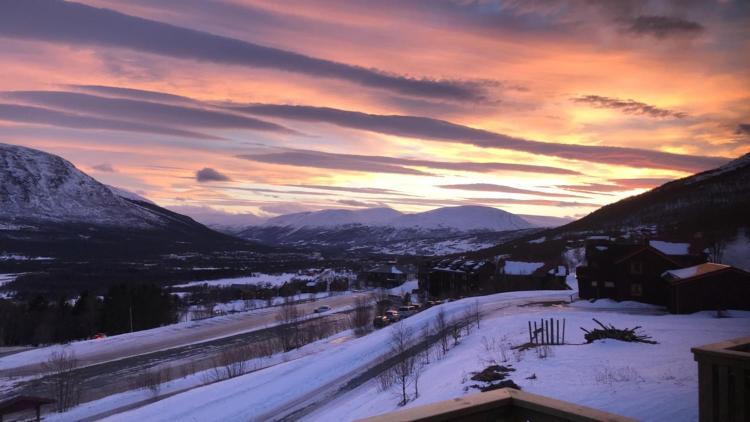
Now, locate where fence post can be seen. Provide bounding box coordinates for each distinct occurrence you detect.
[556,319,560,344]
[528,321,532,343]
[563,319,566,344]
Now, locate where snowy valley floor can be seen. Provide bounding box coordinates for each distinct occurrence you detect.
[41,290,746,422]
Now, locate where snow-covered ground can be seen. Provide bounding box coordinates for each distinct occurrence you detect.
[308,307,749,422]
[97,291,749,422]
[173,273,310,288]
[0,273,19,287]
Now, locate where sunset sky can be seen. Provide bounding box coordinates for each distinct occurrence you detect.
[1,0,748,221]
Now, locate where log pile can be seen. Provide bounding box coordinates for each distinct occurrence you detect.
[580,318,657,344]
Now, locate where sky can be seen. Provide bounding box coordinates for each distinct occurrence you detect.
[0,0,748,221]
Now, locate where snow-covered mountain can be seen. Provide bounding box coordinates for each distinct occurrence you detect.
[0,143,163,227]
[0,143,248,258]
[261,205,532,232]
[238,205,540,255]
[265,207,401,229]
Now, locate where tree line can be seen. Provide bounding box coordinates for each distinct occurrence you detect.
[0,284,178,346]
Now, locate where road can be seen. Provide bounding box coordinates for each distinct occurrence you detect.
[0,292,368,378]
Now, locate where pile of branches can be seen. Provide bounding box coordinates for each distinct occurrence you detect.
[581,318,657,344]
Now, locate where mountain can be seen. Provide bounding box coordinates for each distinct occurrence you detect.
[0,143,251,259]
[168,205,266,234]
[238,205,538,255]
[560,153,750,234]
[265,207,401,229]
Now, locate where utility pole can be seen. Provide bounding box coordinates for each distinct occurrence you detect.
[129,305,133,333]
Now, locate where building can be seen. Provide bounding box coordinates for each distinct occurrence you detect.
[360,263,410,288]
[419,258,495,299]
[496,260,569,292]
[663,263,750,313]
[576,238,705,305]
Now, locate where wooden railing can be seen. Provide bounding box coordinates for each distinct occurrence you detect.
[692,336,750,422]
[359,388,635,422]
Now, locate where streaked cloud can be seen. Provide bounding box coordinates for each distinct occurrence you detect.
[572,95,687,119]
[237,148,580,176]
[233,103,722,171]
[4,91,291,133]
[92,163,116,172]
[0,0,489,101]
[437,183,586,198]
[0,103,220,139]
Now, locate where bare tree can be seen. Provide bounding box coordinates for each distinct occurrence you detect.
[471,300,482,329]
[390,322,416,406]
[43,348,81,412]
[137,366,171,396]
[276,298,302,351]
[351,295,373,335]
[433,308,449,357]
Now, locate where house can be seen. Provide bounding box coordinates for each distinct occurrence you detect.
[663,263,750,313]
[419,259,495,299]
[496,260,569,292]
[576,238,705,305]
[360,263,409,288]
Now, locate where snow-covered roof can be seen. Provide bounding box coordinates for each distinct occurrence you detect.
[502,261,544,275]
[548,265,567,276]
[663,263,730,280]
[649,240,690,255]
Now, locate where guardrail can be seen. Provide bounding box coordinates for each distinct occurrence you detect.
[692,336,750,422]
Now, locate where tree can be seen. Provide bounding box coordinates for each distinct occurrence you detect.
[433,307,449,357]
[351,295,373,335]
[276,297,301,351]
[43,348,81,412]
[390,322,416,406]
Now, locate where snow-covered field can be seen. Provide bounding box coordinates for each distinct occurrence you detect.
[173,273,309,288]
[94,291,749,422]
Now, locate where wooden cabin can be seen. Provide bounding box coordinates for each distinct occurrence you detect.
[576,238,705,305]
[663,263,750,313]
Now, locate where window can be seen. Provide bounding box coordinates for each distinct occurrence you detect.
[631,283,643,297]
[630,261,643,275]
[591,281,598,287]
[604,281,615,288]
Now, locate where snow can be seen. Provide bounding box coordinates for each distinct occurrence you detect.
[663,263,730,280]
[173,273,310,288]
[101,291,571,422]
[502,261,545,275]
[649,240,690,255]
[307,307,750,422]
[0,254,54,261]
[387,280,419,296]
[0,143,167,227]
[264,205,532,232]
[528,236,546,244]
[0,274,19,287]
[106,290,750,422]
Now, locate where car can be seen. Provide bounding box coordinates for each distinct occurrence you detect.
[397,305,418,318]
[384,310,400,322]
[91,333,107,340]
[313,305,331,313]
[373,315,390,328]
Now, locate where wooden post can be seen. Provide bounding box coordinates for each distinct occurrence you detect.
[528,321,532,343]
[562,318,566,344]
[556,319,560,344]
[533,321,538,344]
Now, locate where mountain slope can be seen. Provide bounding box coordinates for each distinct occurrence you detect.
[560,153,749,233]
[0,143,252,258]
[239,205,537,255]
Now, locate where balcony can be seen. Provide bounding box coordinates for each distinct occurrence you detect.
[359,388,634,422]
[692,336,750,422]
